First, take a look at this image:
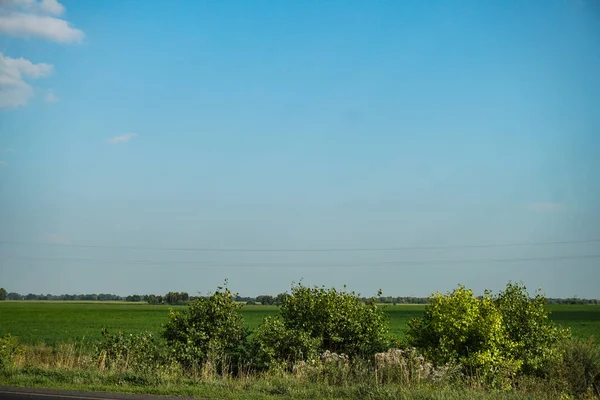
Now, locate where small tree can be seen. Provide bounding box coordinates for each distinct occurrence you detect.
[162,287,246,371]
[256,295,274,305]
[495,282,569,375]
[0,288,7,301]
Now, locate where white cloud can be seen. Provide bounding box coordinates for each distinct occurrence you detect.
[39,0,64,16]
[44,90,59,102]
[42,233,71,245]
[528,202,564,212]
[0,0,83,43]
[0,52,53,108]
[108,133,138,144]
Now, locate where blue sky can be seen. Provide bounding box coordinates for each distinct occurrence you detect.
[0,0,599,298]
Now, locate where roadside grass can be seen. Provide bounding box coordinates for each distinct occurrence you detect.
[0,366,569,400]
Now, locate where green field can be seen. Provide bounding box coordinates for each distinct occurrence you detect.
[0,301,598,345]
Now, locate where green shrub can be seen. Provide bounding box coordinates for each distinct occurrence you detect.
[162,287,247,372]
[406,285,521,388]
[0,334,22,369]
[278,284,390,358]
[406,283,574,389]
[251,316,320,370]
[96,329,169,374]
[495,282,570,375]
[547,337,600,398]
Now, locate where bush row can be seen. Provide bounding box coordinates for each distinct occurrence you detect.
[3,282,599,398]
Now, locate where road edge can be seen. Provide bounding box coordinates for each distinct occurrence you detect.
[0,386,198,400]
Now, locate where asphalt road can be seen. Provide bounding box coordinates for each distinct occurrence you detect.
[0,387,200,400]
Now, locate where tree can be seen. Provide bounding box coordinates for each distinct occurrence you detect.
[495,282,569,375]
[0,288,7,301]
[256,295,274,305]
[274,293,290,305]
[7,293,21,300]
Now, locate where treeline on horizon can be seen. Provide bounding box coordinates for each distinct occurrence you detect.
[0,287,598,305]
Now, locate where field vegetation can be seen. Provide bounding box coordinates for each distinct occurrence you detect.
[1,301,598,346]
[1,282,599,399]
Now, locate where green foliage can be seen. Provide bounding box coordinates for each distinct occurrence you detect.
[164,292,189,305]
[95,329,169,374]
[0,334,22,369]
[406,285,521,388]
[256,295,274,305]
[0,288,7,301]
[495,282,570,375]
[251,316,320,370]
[162,287,247,371]
[547,337,600,398]
[274,292,290,305]
[407,283,573,388]
[277,284,390,358]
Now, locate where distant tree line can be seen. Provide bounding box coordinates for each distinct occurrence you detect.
[146,292,190,305]
[546,297,599,305]
[0,287,597,305]
[369,296,430,304]
[3,292,124,301]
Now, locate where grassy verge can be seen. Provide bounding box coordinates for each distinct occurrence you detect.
[0,367,568,400]
[2,341,596,400]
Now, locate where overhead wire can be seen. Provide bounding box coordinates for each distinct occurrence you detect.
[0,238,599,253]
[1,254,599,268]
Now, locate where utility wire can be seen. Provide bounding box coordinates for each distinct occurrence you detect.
[1,254,599,268]
[0,239,599,253]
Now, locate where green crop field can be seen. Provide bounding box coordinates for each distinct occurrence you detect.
[0,301,598,345]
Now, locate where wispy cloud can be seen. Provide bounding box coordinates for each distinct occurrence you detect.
[0,52,53,108]
[0,0,84,43]
[42,233,71,245]
[108,133,138,144]
[528,202,564,212]
[44,90,59,103]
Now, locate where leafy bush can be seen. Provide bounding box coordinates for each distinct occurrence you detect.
[406,283,572,389]
[277,284,390,358]
[251,316,320,370]
[495,282,570,375]
[547,337,600,398]
[96,329,169,374]
[406,285,521,388]
[0,334,22,369]
[162,287,247,373]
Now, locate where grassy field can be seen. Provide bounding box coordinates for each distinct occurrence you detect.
[0,301,598,345]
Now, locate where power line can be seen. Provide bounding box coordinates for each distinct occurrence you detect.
[1,254,599,268]
[0,238,599,253]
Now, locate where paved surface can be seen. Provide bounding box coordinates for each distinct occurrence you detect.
[0,387,198,400]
